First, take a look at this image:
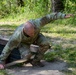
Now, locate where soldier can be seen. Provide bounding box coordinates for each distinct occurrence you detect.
[0,12,74,69]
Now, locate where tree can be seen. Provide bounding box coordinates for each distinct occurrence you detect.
[51,0,64,12]
[17,0,24,7]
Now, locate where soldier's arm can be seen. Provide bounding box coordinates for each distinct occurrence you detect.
[34,12,73,27]
[0,30,22,63]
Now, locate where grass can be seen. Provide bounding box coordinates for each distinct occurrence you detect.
[0,24,18,36]
[41,23,76,75]
[0,70,8,75]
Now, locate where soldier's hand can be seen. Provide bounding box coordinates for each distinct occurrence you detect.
[65,14,74,18]
[0,64,4,69]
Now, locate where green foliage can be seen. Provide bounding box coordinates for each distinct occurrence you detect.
[0,0,76,25]
[0,0,51,19]
[64,0,76,12]
[44,51,57,62]
[44,44,76,63]
[63,47,76,62]
[0,70,8,75]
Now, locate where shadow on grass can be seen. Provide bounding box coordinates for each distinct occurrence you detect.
[41,29,76,34]
[0,24,18,28]
[42,31,76,34]
[0,24,18,36]
[46,36,76,75]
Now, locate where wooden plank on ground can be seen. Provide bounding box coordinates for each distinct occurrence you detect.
[0,35,9,45]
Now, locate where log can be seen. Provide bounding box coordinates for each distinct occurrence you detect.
[0,38,8,45]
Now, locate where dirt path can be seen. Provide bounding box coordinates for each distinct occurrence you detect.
[6,60,67,75]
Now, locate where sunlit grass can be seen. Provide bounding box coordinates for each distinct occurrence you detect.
[0,70,8,75]
[41,23,76,75]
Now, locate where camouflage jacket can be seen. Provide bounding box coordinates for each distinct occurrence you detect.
[0,12,66,62]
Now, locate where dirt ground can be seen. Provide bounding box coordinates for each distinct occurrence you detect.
[6,60,67,75]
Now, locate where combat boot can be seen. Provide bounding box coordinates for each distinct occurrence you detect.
[30,60,45,67]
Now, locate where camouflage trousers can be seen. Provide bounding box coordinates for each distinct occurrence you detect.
[19,33,50,61]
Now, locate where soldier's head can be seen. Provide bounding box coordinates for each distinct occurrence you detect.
[23,22,35,37]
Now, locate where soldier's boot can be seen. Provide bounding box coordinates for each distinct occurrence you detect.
[30,60,45,67]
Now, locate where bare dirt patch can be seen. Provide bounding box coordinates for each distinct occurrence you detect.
[6,60,67,75]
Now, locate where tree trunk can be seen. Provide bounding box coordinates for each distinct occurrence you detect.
[17,0,24,7]
[51,0,64,12]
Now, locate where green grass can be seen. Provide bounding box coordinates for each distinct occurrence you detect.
[0,70,8,75]
[41,23,76,75]
[0,9,45,22]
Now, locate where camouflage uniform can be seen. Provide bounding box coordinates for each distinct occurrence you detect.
[0,12,66,64]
